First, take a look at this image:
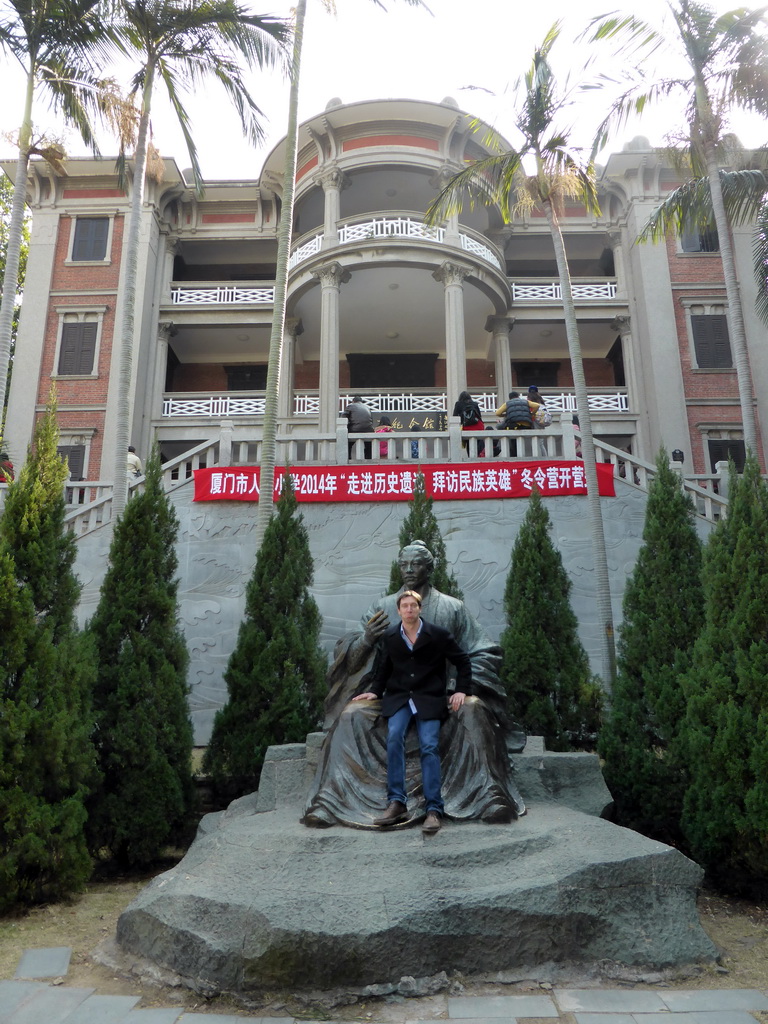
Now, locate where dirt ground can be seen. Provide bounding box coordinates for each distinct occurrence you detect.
[0,878,766,1019]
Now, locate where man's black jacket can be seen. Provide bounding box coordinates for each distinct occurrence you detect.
[369,619,472,720]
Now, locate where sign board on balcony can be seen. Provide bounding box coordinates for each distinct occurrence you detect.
[193,461,615,502]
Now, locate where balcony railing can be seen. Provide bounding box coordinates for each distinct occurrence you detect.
[288,216,503,272]
[170,283,276,305]
[162,388,629,419]
[512,280,618,302]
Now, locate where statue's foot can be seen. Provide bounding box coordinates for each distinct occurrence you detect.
[302,810,334,828]
[483,803,514,823]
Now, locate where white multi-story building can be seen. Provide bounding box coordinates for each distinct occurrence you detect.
[4,96,764,480]
[2,97,763,739]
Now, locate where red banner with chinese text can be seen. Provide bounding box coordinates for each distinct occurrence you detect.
[193,461,615,502]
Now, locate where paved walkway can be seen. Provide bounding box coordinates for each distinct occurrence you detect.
[2,948,768,1024]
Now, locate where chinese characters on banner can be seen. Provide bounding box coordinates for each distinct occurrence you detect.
[193,461,616,502]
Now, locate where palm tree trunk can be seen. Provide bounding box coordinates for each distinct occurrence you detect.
[254,0,307,548]
[0,71,35,413]
[112,67,154,519]
[543,197,616,688]
[705,142,758,456]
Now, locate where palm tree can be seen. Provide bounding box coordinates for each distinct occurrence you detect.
[111,0,289,518]
[0,0,115,430]
[588,0,768,456]
[425,24,616,687]
[254,0,426,547]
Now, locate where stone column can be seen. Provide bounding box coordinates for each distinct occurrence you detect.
[317,167,348,248]
[611,315,636,409]
[485,314,514,403]
[312,262,349,433]
[278,317,303,420]
[608,229,626,300]
[432,166,461,247]
[152,320,174,421]
[162,233,179,303]
[434,261,470,405]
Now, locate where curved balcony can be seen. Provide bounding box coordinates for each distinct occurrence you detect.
[288,215,503,272]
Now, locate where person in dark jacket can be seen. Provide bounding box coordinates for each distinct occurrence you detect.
[343,395,374,459]
[453,390,485,456]
[353,588,471,834]
[495,391,538,429]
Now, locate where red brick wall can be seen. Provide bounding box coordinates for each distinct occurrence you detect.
[172,364,227,391]
[42,215,126,478]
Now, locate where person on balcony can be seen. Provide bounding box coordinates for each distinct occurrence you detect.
[375,415,395,458]
[453,391,485,457]
[343,395,373,460]
[495,391,539,430]
[127,446,143,478]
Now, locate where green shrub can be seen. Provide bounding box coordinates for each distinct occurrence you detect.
[87,447,194,867]
[599,451,703,842]
[203,473,326,797]
[499,488,602,750]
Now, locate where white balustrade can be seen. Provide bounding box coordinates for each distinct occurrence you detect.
[512,281,618,301]
[170,284,276,305]
[460,234,501,270]
[161,389,629,419]
[288,234,324,270]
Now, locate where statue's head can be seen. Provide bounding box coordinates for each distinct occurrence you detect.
[397,541,434,589]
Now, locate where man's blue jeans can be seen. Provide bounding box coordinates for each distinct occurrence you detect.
[386,705,444,815]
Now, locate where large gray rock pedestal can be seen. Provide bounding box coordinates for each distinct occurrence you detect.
[116,741,717,996]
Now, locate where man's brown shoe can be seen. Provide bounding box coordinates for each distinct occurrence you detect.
[373,801,408,826]
[422,811,441,834]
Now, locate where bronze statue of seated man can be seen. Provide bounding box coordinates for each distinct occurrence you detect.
[303,541,526,829]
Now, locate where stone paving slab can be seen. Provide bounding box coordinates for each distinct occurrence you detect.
[2,985,94,1024]
[0,980,47,1016]
[659,992,768,1013]
[176,1015,265,1023]
[14,948,72,980]
[122,1010,184,1023]
[62,993,140,1022]
[574,1014,635,1024]
[556,991,669,1014]
[631,1013,759,1024]
[449,995,558,1018]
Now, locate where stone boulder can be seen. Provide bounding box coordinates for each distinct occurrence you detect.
[116,741,715,995]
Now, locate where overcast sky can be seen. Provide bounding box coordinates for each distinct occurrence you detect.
[1,0,765,181]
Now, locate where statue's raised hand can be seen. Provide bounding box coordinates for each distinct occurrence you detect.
[363,609,390,646]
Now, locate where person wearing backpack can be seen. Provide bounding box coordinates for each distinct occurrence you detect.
[495,391,539,430]
[453,391,485,456]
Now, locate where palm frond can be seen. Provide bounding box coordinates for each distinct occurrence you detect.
[425,152,525,226]
[638,169,768,243]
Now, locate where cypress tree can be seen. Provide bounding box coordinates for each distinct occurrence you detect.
[0,398,94,907]
[87,446,194,867]
[387,471,463,597]
[599,451,703,843]
[203,473,326,797]
[499,488,602,750]
[677,454,768,895]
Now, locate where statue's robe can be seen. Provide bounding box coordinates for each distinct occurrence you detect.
[303,586,526,829]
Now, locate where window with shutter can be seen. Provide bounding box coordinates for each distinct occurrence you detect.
[57,445,85,480]
[691,315,733,368]
[57,322,98,374]
[72,217,109,261]
[708,439,746,473]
